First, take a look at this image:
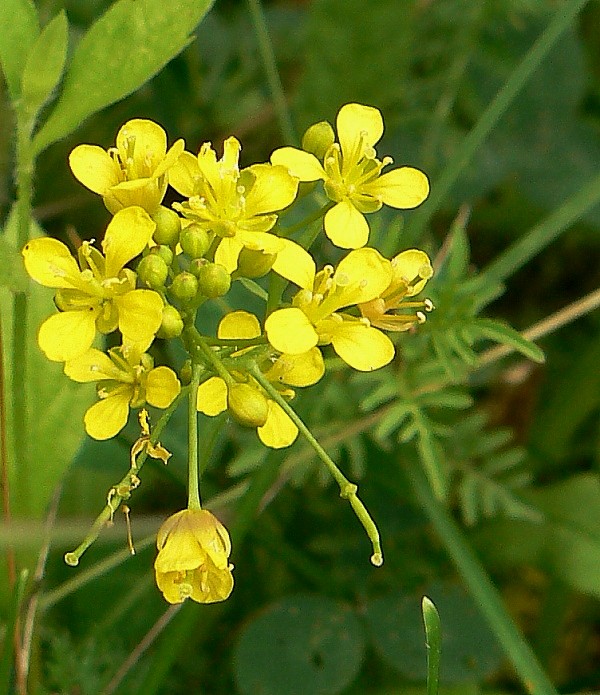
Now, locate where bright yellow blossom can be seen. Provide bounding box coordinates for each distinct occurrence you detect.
[196,311,324,448]
[169,137,314,289]
[69,119,184,214]
[154,509,234,604]
[271,103,429,249]
[64,342,181,440]
[22,207,163,362]
[265,248,396,371]
[359,249,434,331]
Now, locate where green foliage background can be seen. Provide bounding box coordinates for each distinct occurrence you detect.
[1,0,600,693]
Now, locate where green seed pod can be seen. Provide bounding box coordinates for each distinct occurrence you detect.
[170,271,199,303]
[302,121,335,159]
[195,262,231,298]
[236,248,277,279]
[157,305,184,339]
[150,244,174,266]
[180,224,210,259]
[152,206,182,246]
[179,359,193,385]
[227,383,268,428]
[137,254,169,290]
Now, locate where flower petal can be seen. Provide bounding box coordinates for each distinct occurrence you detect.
[365,166,430,209]
[69,145,120,194]
[115,289,163,343]
[337,103,384,160]
[146,367,181,408]
[196,376,228,416]
[102,207,157,277]
[22,237,82,288]
[392,249,433,296]
[265,308,318,355]
[84,392,131,440]
[267,347,324,387]
[331,322,395,371]
[257,400,298,448]
[244,164,298,215]
[168,150,201,197]
[334,247,393,305]
[64,348,124,382]
[38,310,97,362]
[270,147,325,181]
[116,119,167,167]
[218,311,261,339]
[214,237,244,274]
[271,238,316,291]
[324,200,369,249]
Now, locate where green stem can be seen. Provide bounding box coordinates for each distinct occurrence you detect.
[404,459,559,695]
[279,202,334,239]
[406,0,591,239]
[422,596,441,695]
[246,0,297,146]
[250,366,383,566]
[187,365,202,510]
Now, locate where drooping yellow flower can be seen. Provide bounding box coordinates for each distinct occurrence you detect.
[359,249,434,331]
[265,248,396,371]
[271,103,430,249]
[154,509,234,604]
[64,342,181,440]
[22,207,163,362]
[196,311,324,448]
[69,119,185,214]
[170,138,314,289]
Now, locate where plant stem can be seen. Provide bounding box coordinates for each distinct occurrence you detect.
[406,0,591,239]
[404,459,559,695]
[187,365,202,510]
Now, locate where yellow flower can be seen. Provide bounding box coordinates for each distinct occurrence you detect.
[271,103,430,249]
[359,249,434,331]
[196,311,324,448]
[170,137,314,289]
[64,342,181,440]
[69,119,184,214]
[265,248,396,371]
[154,509,234,604]
[22,207,163,362]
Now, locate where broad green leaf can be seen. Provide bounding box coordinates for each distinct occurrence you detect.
[0,0,39,101]
[0,237,28,292]
[233,595,365,695]
[466,318,545,363]
[21,11,69,123]
[32,0,215,154]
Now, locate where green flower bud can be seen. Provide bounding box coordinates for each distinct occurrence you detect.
[157,305,184,339]
[302,121,335,159]
[152,206,182,246]
[195,262,231,298]
[236,248,277,279]
[137,254,169,290]
[170,271,199,303]
[150,244,174,266]
[227,383,268,428]
[180,359,193,385]
[180,224,210,259]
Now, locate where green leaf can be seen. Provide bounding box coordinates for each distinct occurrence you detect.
[21,11,69,123]
[233,595,365,695]
[0,237,28,292]
[466,318,545,363]
[0,0,39,101]
[32,0,215,154]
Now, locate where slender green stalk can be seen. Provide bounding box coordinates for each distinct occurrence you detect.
[406,0,591,238]
[422,597,441,695]
[246,0,296,145]
[404,459,559,695]
[0,569,28,695]
[187,365,202,510]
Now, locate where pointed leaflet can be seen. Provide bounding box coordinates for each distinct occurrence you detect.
[0,0,39,101]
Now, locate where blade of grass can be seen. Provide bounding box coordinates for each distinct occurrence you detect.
[0,569,28,694]
[422,596,441,695]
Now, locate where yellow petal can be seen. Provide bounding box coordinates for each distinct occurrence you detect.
[69,144,120,194]
[197,376,228,416]
[116,119,167,167]
[38,310,97,362]
[267,348,325,387]
[218,311,261,339]
[271,238,316,290]
[336,103,384,159]
[22,237,81,288]
[244,164,298,215]
[64,348,123,382]
[146,367,181,408]
[331,322,395,371]
[324,200,369,249]
[392,249,433,296]
[265,308,318,355]
[168,150,201,197]
[84,392,131,439]
[257,400,298,448]
[154,138,186,179]
[190,564,234,604]
[237,230,283,255]
[270,147,325,181]
[366,166,430,209]
[335,247,393,305]
[214,237,244,274]
[102,207,156,277]
[115,289,163,343]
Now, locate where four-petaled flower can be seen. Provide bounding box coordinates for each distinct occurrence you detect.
[271,103,430,249]
[154,509,234,604]
[69,119,185,214]
[22,207,163,362]
[64,342,181,440]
